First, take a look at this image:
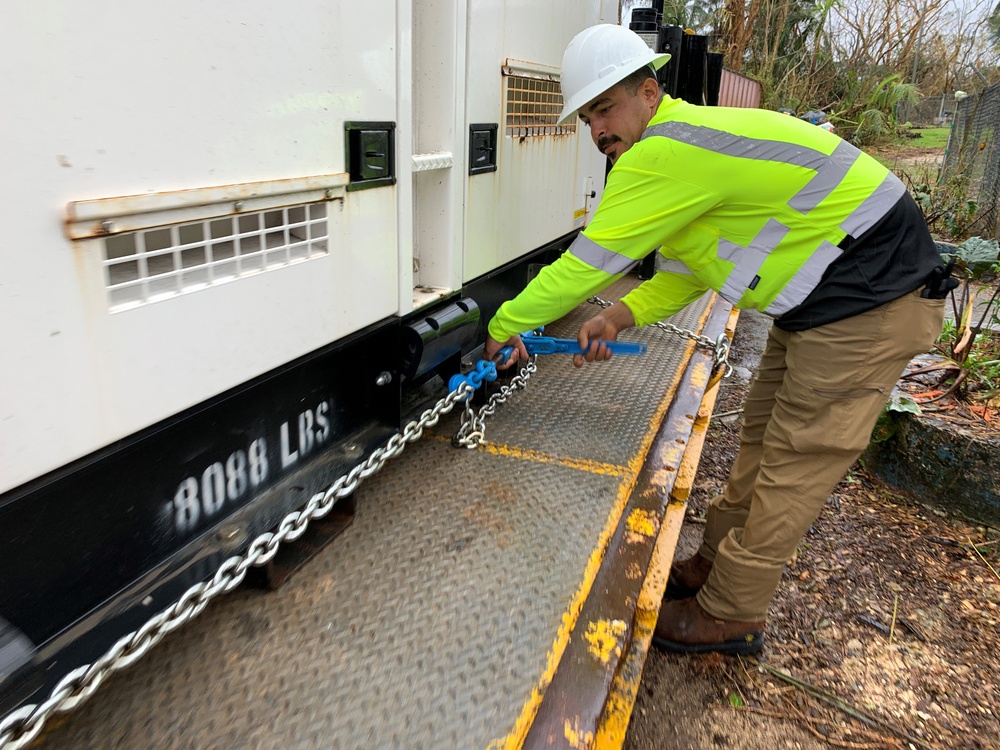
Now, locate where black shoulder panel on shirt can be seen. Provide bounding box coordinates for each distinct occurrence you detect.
[776,192,941,331]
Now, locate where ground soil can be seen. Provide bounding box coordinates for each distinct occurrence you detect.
[623,309,1000,750]
[871,144,948,175]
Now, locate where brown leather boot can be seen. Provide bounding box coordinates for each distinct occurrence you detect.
[664,552,713,600]
[652,596,764,656]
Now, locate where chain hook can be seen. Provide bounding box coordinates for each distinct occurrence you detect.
[452,356,537,449]
[713,333,733,377]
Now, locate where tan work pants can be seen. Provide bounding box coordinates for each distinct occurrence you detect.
[697,289,945,622]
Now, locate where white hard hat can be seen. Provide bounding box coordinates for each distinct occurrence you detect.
[558,24,671,125]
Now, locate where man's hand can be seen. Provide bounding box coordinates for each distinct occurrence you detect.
[484,333,530,369]
[574,301,636,368]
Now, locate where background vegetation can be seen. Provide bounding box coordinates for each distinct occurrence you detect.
[622,0,1000,146]
[620,2,1000,403]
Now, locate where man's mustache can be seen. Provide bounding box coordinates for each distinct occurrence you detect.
[597,135,620,153]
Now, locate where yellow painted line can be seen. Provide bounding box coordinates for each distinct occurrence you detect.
[480,442,630,478]
[425,433,629,477]
[594,312,736,750]
[725,307,740,339]
[486,297,717,750]
[594,501,683,749]
[669,382,716,504]
[643,357,714,507]
[485,477,636,750]
[623,299,714,479]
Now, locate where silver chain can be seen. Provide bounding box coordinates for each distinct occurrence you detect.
[1,296,725,747]
[452,357,538,448]
[0,382,476,750]
[587,295,732,378]
[451,292,732,452]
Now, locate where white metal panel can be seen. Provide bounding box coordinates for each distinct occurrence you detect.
[395,0,416,313]
[463,0,619,281]
[407,0,469,307]
[0,1,400,493]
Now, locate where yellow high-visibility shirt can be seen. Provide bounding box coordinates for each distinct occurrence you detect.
[488,96,903,342]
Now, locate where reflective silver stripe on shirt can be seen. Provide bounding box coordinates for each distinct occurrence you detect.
[569,232,638,275]
[643,122,827,166]
[841,171,906,238]
[641,122,863,215]
[654,254,694,275]
[787,141,858,214]
[631,119,906,313]
[718,219,790,305]
[765,240,842,316]
[717,238,742,263]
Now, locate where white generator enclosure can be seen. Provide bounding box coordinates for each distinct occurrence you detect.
[0,0,620,718]
[1,0,616,493]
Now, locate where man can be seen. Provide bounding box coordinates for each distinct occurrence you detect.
[483,24,948,655]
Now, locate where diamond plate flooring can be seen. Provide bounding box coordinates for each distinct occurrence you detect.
[33,285,712,750]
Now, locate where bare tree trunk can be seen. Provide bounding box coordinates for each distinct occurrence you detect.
[722,0,760,72]
[762,0,792,84]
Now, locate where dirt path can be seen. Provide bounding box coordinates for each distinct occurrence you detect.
[624,310,1000,750]
[872,143,948,176]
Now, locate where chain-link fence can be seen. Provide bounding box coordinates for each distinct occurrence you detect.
[942,83,1000,238]
[900,95,958,127]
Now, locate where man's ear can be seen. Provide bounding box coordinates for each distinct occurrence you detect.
[640,77,660,105]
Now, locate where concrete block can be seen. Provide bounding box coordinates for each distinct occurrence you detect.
[864,413,1000,527]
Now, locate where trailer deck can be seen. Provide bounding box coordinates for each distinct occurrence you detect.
[26,279,733,750]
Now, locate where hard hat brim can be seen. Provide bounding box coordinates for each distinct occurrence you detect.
[557,52,671,125]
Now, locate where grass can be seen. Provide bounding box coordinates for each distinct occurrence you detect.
[908,126,952,149]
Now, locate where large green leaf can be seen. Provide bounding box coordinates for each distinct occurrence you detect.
[956,237,1000,265]
[886,388,922,415]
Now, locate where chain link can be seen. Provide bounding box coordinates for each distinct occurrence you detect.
[0,382,475,750]
[451,293,730,451]
[587,295,732,379]
[452,357,538,448]
[1,297,729,747]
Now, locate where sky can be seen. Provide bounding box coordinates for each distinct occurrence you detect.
[621,1,996,32]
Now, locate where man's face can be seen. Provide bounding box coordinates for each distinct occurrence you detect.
[577,77,660,164]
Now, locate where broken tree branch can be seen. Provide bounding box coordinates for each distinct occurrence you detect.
[968,535,1000,582]
[750,660,937,750]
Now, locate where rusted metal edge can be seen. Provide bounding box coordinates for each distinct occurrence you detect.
[490,299,715,750]
[65,173,349,240]
[596,308,740,749]
[520,299,736,750]
[502,58,561,80]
